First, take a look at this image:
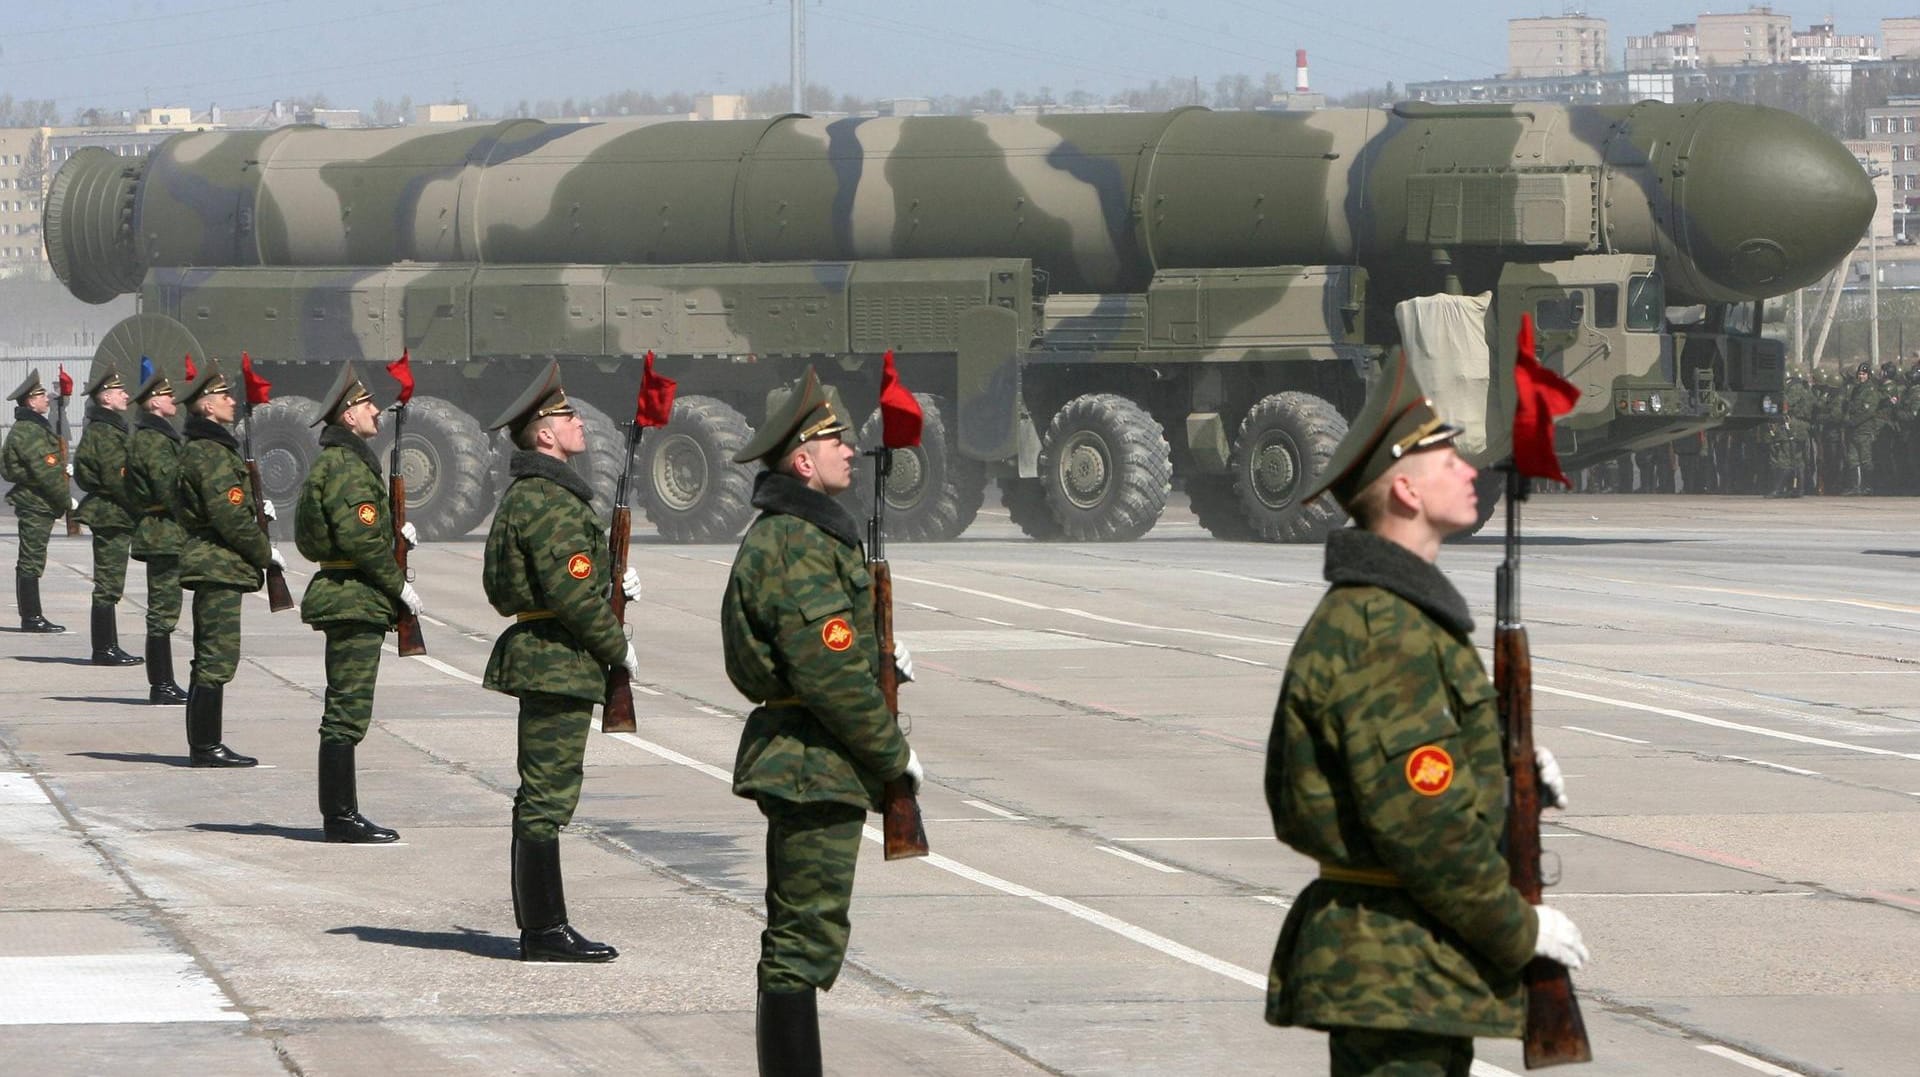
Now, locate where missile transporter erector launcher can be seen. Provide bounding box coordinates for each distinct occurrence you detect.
[47,101,1871,541]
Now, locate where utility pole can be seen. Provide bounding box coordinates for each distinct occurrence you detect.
[790,0,807,114]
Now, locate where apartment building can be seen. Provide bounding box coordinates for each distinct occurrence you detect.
[1508,14,1609,78]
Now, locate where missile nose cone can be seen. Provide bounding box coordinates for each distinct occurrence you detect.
[1669,103,1874,302]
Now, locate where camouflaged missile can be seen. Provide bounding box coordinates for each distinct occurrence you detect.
[46,103,1872,545]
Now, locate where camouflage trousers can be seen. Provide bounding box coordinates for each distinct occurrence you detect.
[139,555,182,636]
[1327,1027,1473,1077]
[189,585,246,686]
[13,509,56,578]
[320,623,385,746]
[1844,427,1880,471]
[512,692,593,842]
[89,528,130,604]
[757,797,865,993]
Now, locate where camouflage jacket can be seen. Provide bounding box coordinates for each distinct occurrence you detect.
[296,424,404,628]
[721,471,910,811]
[1265,528,1534,1039]
[2,407,68,516]
[126,412,186,560]
[482,450,626,702]
[177,416,272,591]
[1843,379,1888,427]
[74,402,135,532]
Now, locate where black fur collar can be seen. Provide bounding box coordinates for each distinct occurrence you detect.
[85,401,128,429]
[1323,527,1474,637]
[750,470,864,552]
[184,415,239,450]
[508,448,594,504]
[137,410,183,442]
[12,405,52,431]
[319,422,384,479]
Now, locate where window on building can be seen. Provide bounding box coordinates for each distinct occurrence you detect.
[1874,117,1887,133]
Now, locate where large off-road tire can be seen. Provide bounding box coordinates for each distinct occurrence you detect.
[1038,393,1172,542]
[849,393,987,542]
[237,396,319,540]
[390,396,492,541]
[1186,475,1254,541]
[640,395,757,543]
[1232,392,1348,543]
[999,477,1064,540]
[567,398,624,520]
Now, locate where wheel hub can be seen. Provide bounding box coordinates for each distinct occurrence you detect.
[397,438,438,504]
[258,446,301,497]
[1250,435,1300,510]
[653,433,708,512]
[884,447,929,510]
[1059,432,1111,509]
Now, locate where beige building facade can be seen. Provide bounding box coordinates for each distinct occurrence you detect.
[1696,7,1791,67]
[0,128,48,267]
[1867,97,1920,241]
[1508,14,1609,78]
[1885,17,1920,60]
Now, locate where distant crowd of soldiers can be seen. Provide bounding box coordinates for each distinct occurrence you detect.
[1565,358,1920,498]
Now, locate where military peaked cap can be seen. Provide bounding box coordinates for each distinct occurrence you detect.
[313,361,377,427]
[1306,349,1463,511]
[133,370,174,402]
[733,367,854,465]
[178,358,233,406]
[6,368,44,403]
[486,360,576,437]
[83,362,126,396]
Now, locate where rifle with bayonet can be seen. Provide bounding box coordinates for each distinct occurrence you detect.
[386,350,425,656]
[56,367,78,537]
[602,352,675,734]
[238,353,294,612]
[867,444,929,860]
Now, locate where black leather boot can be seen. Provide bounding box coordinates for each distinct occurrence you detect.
[146,634,188,705]
[185,683,256,768]
[319,742,398,843]
[511,836,617,962]
[1763,468,1788,499]
[17,573,65,633]
[90,603,142,665]
[756,987,822,1077]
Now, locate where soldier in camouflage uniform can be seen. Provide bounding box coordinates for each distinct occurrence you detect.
[3,370,71,632]
[1840,361,1888,495]
[127,369,189,703]
[482,362,641,962]
[295,363,424,844]
[720,367,922,1077]
[73,363,144,666]
[177,360,284,767]
[1264,352,1588,1076]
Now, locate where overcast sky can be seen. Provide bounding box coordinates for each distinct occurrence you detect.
[2,1,1907,114]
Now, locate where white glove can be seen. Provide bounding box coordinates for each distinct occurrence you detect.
[893,639,915,683]
[901,748,924,794]
[400,521,418,549]
[269,547,287,570]
[260,498,277,521]
[1532,905,1589,970]
[620,642,640,679]
[399,582,423,616]
[65,461,74,477]
[1535,746,1568,810]
[70,496,80,511]
[620,566,642,602]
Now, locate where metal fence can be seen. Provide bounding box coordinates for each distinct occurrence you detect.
[0,354,89,450]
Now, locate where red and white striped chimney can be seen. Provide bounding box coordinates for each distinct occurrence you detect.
[1296,49,1310,93]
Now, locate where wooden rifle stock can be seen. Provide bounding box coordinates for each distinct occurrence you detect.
[246,458,295,612]
[57,404,79,537]
[390,472,426,656]
[871,559,929,860]
[601,504,636,733]
[1495,615,1592,1068]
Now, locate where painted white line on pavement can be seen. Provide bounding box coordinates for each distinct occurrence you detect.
[974,617,1014,627]
[962,799,1027,820]
[1211,653,1270,667]
[1114,836,1269,842]
[634,684,664,696]
[1097,846,1185,874]
[908,601,942,611]
[408,654,483,685]
[1254,895,1291,908]
[1723,756,1821,777]
[893,573,1294,648]
[418,613,448,627]
[1470,1063,1525,1077]
[1553,891,1813,899]
[1697,1044,1801,1075]
[0,954,245,1025]
[1537,685,1920,761]
[1194,570,1302,589]
[1561,725,1649,745]
[607,732,735,783]
[0,771,45,804]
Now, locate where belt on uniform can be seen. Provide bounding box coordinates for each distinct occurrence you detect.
[316,560,356,570]
[515,610,557,623]
[1317,863,1405,888]
[144,505,168,515]
[761,697,804,708]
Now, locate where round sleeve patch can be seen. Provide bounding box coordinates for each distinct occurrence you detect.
[1406,745,1455,796]
[226,486,246,506]
[821,617,855,652]
[43,453,57,466]
[356,502,379,526]
[566,553,594,579]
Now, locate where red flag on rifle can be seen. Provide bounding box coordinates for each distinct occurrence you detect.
[183,353,198,381]
[635,351,676,427]
[878,350,922,449]
[240,352,272,406]
[386,348,415,405]
[57,365,73,397]
[1512,314,1580,486]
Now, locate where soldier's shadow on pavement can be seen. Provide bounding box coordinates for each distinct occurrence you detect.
[12,654,99,664]
[1863,548,1920,558]
[190,821,329,842]
[52,696,165,707]
[70,750,195,767]
[326,924,520,959]
[1448,535,1693,547]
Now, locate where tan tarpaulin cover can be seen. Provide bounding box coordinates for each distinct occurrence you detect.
[1394,292,1512,466]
